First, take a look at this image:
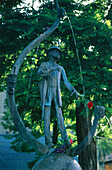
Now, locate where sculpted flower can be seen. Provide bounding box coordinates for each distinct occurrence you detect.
[87,101,93,109]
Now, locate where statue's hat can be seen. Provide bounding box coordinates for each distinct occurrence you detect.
[47,46,61,54]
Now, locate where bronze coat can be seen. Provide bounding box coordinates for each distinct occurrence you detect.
[37,61,74,118]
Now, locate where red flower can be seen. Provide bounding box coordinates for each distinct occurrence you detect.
[69,139,73,145]
[87,101,93,109]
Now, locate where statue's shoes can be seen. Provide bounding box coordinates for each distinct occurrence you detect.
[64,140,71,148]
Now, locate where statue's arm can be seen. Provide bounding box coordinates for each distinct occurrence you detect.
[61,67,78,98]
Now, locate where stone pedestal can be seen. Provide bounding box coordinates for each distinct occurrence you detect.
[32,153,82,170]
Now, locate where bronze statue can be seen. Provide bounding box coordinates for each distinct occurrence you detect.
[37,46,78,148]
[7,1,105,168]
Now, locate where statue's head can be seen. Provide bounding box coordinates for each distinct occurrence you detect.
[47,46,61,60]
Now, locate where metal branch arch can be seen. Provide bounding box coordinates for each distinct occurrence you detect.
[7,0,105,156]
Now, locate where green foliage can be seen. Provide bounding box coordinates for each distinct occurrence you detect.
[0,0,112,157]
[1,109,15,132]
[97,138,112,169]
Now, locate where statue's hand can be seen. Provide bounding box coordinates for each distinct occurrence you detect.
[71,89,78,99]
[94,106,105,120]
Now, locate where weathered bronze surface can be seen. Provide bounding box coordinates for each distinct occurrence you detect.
[66,106,105,157]
[6,0,105,163]
[37,47,78,147]
[7,2,65,154]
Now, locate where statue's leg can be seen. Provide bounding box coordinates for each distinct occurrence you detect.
[55,106,67,140]
[55,106,71,147]
[44,106,54,147]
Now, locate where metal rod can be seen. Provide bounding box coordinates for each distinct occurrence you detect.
[54,0,59,11]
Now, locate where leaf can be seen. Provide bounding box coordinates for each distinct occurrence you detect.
[90,32,96,37]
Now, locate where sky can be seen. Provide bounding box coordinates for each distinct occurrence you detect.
[24,0,42,9]
[24,0,95,9]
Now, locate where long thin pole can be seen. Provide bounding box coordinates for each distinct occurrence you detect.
[66,15,85,96]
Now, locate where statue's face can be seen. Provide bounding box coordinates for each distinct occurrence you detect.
[48,50,60,60]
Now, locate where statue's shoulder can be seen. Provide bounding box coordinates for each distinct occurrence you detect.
[40,62,49,68]
[59,65,64,71]
[56,63,62,68]
[60,65,63,69]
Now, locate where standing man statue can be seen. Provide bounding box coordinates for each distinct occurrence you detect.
[37,46,78,148]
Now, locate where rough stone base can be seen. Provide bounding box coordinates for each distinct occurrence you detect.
[32,153,82,170]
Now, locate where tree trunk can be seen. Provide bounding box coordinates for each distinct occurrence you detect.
[76,103,97,170]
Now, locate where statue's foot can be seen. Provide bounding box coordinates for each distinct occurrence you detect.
[64,140,71,148]
[46,142,54,148]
